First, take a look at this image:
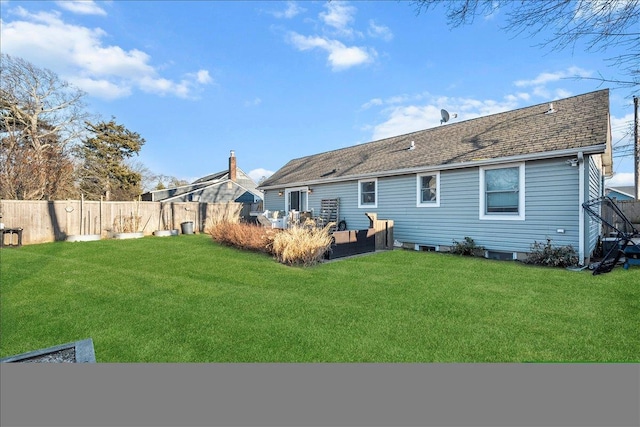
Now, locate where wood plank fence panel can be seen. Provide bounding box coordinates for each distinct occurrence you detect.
[601,199,640,236]
[0,200,246,245]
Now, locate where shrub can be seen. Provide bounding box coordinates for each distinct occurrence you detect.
[450,237,485,256]
[271,224,334,267]
[525,239,578,268]
[209,222,277,253]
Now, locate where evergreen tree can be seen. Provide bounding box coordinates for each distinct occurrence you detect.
[77,118,145,200]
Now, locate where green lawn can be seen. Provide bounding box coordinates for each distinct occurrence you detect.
[1,234,638,362]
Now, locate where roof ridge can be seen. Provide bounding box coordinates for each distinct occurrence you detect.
[279,89,610,164]
[260,89,611,189]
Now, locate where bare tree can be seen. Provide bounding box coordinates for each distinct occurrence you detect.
[412,0,640,94]
[126,159,161,193]
[0,54,89,199]
[149,174,190,191]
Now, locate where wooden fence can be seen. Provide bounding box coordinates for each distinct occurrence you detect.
[0,199,256,245]
[601,199,640,235]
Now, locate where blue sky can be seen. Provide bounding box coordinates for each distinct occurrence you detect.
[1,0,636,188]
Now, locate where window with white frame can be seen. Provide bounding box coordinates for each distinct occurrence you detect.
[417,172,440,207]
[358,178,377,208]
[479,164,525,220]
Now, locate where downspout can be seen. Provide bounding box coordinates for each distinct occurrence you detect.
[578,152,585,265]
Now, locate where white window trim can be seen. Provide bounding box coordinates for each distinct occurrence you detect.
[285,186,309,212]
[479,163,525,221]
[416,172,440,207]
[358,178,378,208]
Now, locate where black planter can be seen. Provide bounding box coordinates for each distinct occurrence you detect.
[325,229,376,260]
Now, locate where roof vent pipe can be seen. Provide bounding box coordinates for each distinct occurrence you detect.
[545,103,556,114]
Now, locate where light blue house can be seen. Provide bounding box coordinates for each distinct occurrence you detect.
[259,90,613,264]
[605,186,636,201]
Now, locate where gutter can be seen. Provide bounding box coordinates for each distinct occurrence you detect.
[259,144,607,191]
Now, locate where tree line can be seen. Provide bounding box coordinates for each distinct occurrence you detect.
[0,54,187,201]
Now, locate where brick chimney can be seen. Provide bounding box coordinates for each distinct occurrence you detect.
[229,150,237,182]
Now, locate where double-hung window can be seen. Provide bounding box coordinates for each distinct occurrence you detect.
[358,179,377,208]
[417,172,440,207]
[479,164,525,220]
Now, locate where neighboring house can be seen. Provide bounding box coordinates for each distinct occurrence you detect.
[259,89,613,264]
[605,186,636,201]
[142,151,263,210]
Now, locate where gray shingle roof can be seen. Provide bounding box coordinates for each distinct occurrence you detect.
[261,89,611,188]
[142,167,263,202]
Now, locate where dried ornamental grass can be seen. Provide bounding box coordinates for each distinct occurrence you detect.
[272,223,334,267]
[210,222,277,253]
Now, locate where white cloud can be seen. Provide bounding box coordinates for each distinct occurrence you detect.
[248,168,274,183]
[0,7,212,100]
[372,105,443,140]
[611,113,634,146]
[367,20,393,41]
[193,70,213,84]
[506,66,605,105]
[360,98,383,110]
[138,75,195,98]
[514,67,592,87]
[386,94,412,105]
[71,77,131,100]
[320,1,357,37]
[482,8,500,22]
[605,173,634,187]
[505,92,531,102]
[244,97,262,107]
[55,0,107,16]
[287,32,375,71]
[271,1,304,19]
[328,44,374,70]
[368,95,520,140]
[281,1,387,70]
